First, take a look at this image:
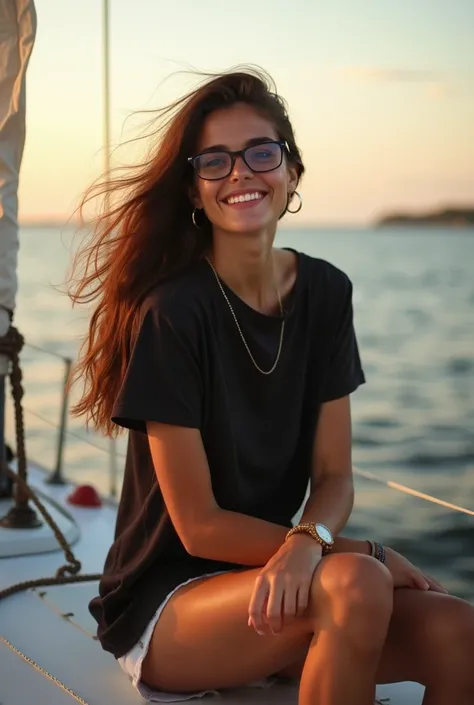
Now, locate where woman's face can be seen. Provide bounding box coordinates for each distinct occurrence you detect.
[190,103,298,236]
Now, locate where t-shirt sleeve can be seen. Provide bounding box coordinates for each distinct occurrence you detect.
[320,272,366,403]
[111,300,203,433]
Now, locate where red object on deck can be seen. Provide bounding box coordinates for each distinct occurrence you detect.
[67,484,102,507]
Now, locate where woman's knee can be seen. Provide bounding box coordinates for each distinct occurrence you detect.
[315,552,393,603]
[308,553,393,640]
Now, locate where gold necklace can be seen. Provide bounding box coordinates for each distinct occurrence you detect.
[205,257,285,375]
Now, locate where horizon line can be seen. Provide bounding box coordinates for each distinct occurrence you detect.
[18,202,474,231]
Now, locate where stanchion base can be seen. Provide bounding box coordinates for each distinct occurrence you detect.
[45,471,66,486]
[0,503,43,529]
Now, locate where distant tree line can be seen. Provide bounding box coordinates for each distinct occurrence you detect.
[375,207,474,227]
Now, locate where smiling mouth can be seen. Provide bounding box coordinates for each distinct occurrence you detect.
[223,191,267,206]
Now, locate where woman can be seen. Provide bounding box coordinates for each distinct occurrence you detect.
[69,68,474,704]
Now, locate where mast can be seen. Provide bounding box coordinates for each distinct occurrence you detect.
[0,0,111,498]
[103,0,111,183]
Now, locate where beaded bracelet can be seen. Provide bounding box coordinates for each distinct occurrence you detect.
[367,540,386,564]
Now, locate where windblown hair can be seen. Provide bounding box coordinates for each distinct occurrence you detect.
[67,66,305,435]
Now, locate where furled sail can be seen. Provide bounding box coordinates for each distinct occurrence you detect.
[0,0,37,374]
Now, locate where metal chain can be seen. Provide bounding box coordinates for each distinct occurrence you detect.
[0,634,90,704]
[205,257,285,375]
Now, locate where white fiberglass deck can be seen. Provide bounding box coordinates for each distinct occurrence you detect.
[0,466,425,705]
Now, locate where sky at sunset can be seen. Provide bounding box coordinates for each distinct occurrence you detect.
[18,0,474,226]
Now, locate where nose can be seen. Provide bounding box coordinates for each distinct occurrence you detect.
[229,154,253,181]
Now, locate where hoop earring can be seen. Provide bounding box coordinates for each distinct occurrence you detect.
[192,207,206,229]
[286,191,302,214]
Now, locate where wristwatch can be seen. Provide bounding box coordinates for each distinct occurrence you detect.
[285,522,334,554]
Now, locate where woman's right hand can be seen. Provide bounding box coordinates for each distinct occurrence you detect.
[248,535,323,636]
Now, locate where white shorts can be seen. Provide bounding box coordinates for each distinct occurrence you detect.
[117,570,277,702]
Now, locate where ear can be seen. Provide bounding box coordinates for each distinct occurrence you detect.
[287,164,299,194]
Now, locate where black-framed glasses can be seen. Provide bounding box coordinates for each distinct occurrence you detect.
[188,140,289,181]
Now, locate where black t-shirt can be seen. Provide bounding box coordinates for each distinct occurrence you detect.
[89,250,365,658]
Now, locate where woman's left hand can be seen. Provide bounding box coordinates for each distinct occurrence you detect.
[384,546,448,593]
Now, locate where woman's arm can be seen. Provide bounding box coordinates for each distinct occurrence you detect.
[147,421,287,565]
[298,395,355,536]
[147,396,369,566]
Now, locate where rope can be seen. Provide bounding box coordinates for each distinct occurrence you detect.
[353,467,474,517]
[0,325,29,509]
[0,324,101,602]
[0,465,102,600]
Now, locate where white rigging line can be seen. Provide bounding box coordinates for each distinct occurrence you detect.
[354,467,474,517]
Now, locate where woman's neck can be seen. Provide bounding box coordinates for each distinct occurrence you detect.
[208,233,280,315]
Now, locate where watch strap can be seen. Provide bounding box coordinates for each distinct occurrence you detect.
[285,522,333,554]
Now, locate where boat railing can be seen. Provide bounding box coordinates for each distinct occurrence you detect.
[5,341,474,519]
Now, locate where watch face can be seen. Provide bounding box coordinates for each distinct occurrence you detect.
[315,523,333,544]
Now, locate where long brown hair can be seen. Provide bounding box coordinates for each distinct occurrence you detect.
[67,66,305,436]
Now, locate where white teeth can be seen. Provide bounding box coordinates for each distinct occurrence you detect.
[226,192,263,204]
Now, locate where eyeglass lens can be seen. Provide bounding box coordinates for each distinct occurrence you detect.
[194,142,283,180]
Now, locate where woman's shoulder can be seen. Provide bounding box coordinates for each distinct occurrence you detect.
[140,260,210,323]
[298,251,353,299]
[293,253,356,333]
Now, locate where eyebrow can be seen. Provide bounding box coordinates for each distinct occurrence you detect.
[199,136,277,153]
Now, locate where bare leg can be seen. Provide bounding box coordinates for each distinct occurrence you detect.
[142,553,393,705]
[274,587,474,705]
[376,589,474,705]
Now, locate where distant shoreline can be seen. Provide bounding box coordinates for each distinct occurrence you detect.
[19,221,79,229]
[375,207,474,228]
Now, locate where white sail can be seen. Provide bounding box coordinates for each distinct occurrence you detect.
[0,0,37,374]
